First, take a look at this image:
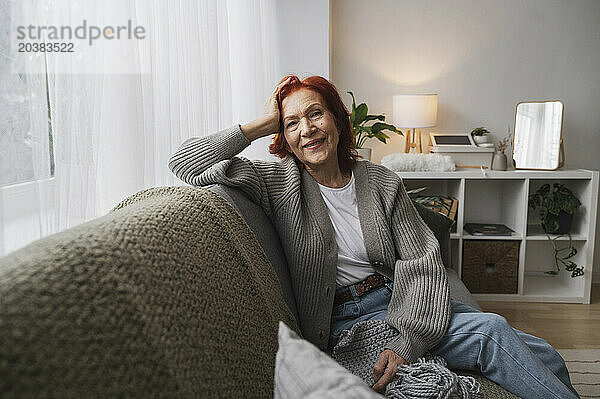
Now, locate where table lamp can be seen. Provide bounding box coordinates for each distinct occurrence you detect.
[393,94,438,153]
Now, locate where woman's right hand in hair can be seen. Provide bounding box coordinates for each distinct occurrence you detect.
[241,77,292,142]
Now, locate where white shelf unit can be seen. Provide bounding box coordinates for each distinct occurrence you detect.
[397,169,599,304]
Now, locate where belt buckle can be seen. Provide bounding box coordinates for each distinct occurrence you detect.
[357,275,376,297]
[355,282,363,297]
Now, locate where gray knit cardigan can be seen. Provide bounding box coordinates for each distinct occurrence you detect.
[168,125,451,363]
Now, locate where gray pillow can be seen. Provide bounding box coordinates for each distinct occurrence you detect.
[274,321,384,399]
[208,184,300,323]
[412,201,455,269]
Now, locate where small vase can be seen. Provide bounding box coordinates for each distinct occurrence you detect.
[491,151,507,171]
[356,148,372,161]
[473,135,490,145]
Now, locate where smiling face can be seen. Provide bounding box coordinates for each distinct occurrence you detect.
[281,88,340,172]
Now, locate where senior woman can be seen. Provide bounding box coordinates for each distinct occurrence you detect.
[168,75,578,398]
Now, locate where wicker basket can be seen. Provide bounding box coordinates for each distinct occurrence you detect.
[462,240,520,294]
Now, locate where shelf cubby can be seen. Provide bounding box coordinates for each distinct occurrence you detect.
[464,179,527,236]
[522,239,587,301]
[526,178,592,238]
[523,239,588,276]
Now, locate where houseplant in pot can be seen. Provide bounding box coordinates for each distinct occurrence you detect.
[528,183,583,277]
[470,127,490,145]
[348,91,402,161]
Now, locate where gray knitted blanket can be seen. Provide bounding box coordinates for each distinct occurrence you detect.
[331,320,482,399]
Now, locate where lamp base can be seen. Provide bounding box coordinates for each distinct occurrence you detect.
[404,128,423,153]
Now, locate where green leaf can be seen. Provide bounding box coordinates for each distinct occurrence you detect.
[364,115,385,122]
[374,132,390,141]
[354,103,368,126]
[371,122,401,136]
[347,91,357,111]
[548,202,560,215]
[565,261,577,271]
[572,267,584,277]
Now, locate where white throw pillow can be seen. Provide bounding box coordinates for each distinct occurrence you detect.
[274,321,384,399]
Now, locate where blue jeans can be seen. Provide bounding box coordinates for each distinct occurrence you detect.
[329,281,579,399]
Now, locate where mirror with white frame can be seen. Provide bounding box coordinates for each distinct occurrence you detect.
[512,101,564,170]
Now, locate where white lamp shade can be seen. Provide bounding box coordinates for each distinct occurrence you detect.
[393,94,438,128]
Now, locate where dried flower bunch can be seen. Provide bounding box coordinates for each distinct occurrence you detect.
[496,135,510,153]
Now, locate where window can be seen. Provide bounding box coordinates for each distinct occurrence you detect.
[1,7,54,188]
[0,75,54,187]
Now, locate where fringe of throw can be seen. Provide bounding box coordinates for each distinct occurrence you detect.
[331,320,482,399]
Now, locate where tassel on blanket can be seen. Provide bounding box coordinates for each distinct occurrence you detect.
[386,355,482,399]
[331,320,482,399]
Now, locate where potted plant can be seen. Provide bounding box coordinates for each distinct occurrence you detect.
[348,91,402,161]
[470,127,490,145]
[528,183,583,277]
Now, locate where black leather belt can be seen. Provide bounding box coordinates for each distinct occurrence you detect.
[333,273,390,307]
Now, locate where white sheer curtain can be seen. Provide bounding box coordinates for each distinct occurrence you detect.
[47,0,281,224]
[2,0,282,255]
[1,0,56,256]
[226,0,280,161]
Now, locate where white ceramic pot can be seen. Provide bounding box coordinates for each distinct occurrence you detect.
[355,147,372,161]
[491,151,508,171]
[473,135,490,145]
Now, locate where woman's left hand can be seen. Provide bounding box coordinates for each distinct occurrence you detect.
[372,349,407,393]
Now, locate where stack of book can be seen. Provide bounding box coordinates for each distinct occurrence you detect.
[463,223,515,236]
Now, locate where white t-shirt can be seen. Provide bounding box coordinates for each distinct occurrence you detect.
[317,171,377,287]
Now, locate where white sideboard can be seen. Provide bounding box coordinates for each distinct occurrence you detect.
[396,169,599,304]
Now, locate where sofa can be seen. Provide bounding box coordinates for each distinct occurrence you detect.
[0,184,516,398]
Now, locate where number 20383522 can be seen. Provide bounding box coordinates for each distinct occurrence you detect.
[18,42,74,52]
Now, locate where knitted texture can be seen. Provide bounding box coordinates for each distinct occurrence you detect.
[381,153,456,172]
[169,125,451,362]
[0,186,298,398]
[331,320,482,399]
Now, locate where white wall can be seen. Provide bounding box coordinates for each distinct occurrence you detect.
[331,0,600,282]
[276,0,330,79]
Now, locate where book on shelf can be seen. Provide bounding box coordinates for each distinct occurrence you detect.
[464,222,515,236]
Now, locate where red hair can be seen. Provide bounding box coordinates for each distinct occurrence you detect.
[268,75,359,174]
